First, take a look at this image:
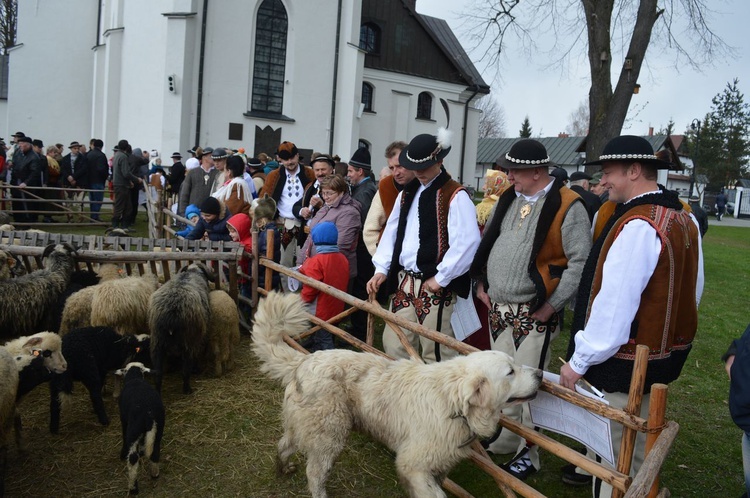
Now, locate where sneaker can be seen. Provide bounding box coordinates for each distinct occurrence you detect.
[501,448,537,481]
[561,463,592,486]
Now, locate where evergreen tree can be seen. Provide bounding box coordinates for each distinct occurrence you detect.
[689,79,750,189]
[519,116,533,138]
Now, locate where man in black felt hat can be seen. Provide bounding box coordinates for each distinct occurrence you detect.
[559,135,703,496]
[569,170,602,222]
[346,147,378,341]
[259,141,315,292]
[367,128,480,364]
[167,152,185,199]
[469,138,591,479]
[8,136,44,224]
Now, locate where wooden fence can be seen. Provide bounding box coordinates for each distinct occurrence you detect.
[255,256,677,498]
[0,226,677,496]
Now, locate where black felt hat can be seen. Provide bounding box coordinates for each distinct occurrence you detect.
[399,128,452,171]
[310,154,335,168]
[497,139,554,170]
[584,135,671,169]
[570,171,592,182]
[349,148,371,170]
[171,152,182,159]
[550,167,568,182]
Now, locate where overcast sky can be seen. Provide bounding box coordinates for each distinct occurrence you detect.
[417,0,750,138]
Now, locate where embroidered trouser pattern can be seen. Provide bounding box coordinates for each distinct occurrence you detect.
[381,271,458,363]
[485,301,559,464]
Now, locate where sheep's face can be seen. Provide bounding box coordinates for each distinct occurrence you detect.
[115,361,151,378]
[22,333,67,374]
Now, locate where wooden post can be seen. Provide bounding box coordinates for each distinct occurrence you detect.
[645,383,668,498]
[264,228,274,292]
[251,226,259,308]
[612,344,649,498]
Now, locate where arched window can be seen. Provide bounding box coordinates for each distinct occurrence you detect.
[417,92,433,120]
[361,82,374,112]
[251,0,288,114]
[358,139,371,151]
[359,22,380,54]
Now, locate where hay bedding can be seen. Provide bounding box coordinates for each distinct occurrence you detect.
[5,337,406,497]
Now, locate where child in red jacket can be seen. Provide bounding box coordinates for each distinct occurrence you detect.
[298,221,349,351]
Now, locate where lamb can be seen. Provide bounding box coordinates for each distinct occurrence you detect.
[115,362,165,496]
[58,265,124,335]
[0,243,76,340]
[49,327,150,434]
[0,347,19,497]
[149,263,213,394]
[90,274,158,336]
[199,290,240,377]
[4,332,66,456]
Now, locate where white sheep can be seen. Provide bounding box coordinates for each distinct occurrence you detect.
[89,274,158,336]
[0,347,19,496]
[57,264,124,335]
[115,362,165,496]
[199,290,240,377]
[0,243,76,340]
[5,332,68,398]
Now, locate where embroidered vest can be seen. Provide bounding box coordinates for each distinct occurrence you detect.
[385,172,471,297]
[470,181,581,313]
[583,202,699,393]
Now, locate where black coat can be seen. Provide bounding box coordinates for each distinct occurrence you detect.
[570,185,602,222]
[11,149,44,186]
[168,161,186,193]
[725,323,750,432]
[60,153,90,188]
[86,148,110,185]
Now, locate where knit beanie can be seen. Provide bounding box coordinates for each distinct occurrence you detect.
[200,197,221,216]
[311,221,338,246]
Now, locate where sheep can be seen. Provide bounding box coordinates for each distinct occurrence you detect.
[0,347,19,497]
[0,211,11,225]
[149,263,213,394]
[199,290,240,377]
[0,243,76,340]
[56,264,123,335]
[0,250,16,280]
[90,274,158,336]
[49,327,150,434]
[115,362,165,496]
[4,332,66,455]
[5,332,68,400]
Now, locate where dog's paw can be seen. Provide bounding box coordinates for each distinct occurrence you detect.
[275,456,297,476]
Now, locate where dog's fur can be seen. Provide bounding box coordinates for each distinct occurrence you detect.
[252,292,543,498]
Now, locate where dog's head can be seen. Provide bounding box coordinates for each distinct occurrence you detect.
[458,351,542,438]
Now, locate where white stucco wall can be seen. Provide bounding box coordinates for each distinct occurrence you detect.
[6,0,481,172]
[359,68,481,182]
[7,0,97,146]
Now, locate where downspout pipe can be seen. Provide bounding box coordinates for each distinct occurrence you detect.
[460,84,480,185]
[329,0,343,155]
[195,0,209,147]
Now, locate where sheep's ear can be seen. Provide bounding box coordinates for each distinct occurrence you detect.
[23,336,43,349]
[61,242,78,255]
[114,368,125,377]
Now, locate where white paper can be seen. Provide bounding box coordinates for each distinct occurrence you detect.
[528,371,615,467]
[450,296,482,341]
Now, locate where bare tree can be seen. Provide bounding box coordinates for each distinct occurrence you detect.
[465,0,732,167]
[0,0,16,54]
[566,100,589,136]
[476,96,507,138]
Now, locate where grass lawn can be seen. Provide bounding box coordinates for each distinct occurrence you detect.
[4,222,749,497]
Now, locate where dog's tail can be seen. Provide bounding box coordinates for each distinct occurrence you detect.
[251,291,309,386]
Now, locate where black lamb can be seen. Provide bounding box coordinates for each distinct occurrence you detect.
[49,327,150,434]
[50,269,101,333]
[116,362,164,495]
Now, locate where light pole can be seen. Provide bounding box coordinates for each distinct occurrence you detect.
[689,119,701,199]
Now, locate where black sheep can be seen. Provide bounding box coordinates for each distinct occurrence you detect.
[149,263,213,394]
[50,269,101,333]
[116,362,165,496]
[49,327,150,434]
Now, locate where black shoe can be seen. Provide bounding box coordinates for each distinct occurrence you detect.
[501,448,537,481]
[561,463,592,486]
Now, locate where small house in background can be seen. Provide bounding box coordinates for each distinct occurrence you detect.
[476,133,685,195]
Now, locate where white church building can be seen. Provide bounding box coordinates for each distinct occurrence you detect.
[2,0,489,183]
